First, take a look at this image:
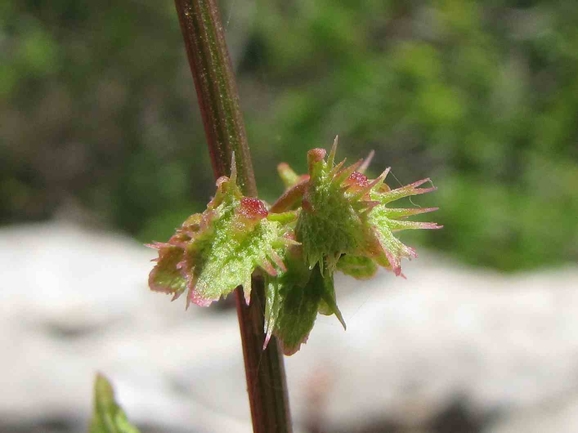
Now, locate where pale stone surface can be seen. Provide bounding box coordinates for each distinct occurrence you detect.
[0,222,576,432]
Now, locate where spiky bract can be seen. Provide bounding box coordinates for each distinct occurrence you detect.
[296,138,441,277]
[148,168,290,307]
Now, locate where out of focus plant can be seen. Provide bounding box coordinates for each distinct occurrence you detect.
[89,374,140,433]
[245,0,578,270]
[2,0,577,270]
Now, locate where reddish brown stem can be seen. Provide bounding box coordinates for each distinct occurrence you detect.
[173,0,292,432]
[174,0,256,194]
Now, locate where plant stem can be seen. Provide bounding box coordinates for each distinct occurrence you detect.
[173,1,292,432]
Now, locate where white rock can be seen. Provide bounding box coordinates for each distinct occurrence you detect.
[0,222,576,433]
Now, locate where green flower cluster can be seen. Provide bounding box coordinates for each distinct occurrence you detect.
[148,140,440,354]
[148,164,293,307]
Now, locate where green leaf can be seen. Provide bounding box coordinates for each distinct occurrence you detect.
[89,374,140,433]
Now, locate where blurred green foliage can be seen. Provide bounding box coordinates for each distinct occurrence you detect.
[1,0,577,271]
[90,374,140,433]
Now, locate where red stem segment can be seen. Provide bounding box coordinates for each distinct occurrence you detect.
[173,0,292,432]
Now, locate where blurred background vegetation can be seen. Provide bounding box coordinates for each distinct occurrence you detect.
[1,0,577,271]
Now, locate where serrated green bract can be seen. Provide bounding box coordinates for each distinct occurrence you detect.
[364,185,442,275]
[148,167,291,307]
[265,259,344,355]
[264,245,311,352]
[291,137,441,277]
[296,146,371,273]
[89,374,140,433]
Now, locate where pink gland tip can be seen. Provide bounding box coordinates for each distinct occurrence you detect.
[308,148,327,163]
[345,171,369,188]
[238,197,268,220]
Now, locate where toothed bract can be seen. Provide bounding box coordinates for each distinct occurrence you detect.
[148,168,290,307]
[265,258,345,356]
[295,138,441,277]
[296,145,376,273]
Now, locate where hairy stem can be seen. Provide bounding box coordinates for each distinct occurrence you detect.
[173,0,292,432]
